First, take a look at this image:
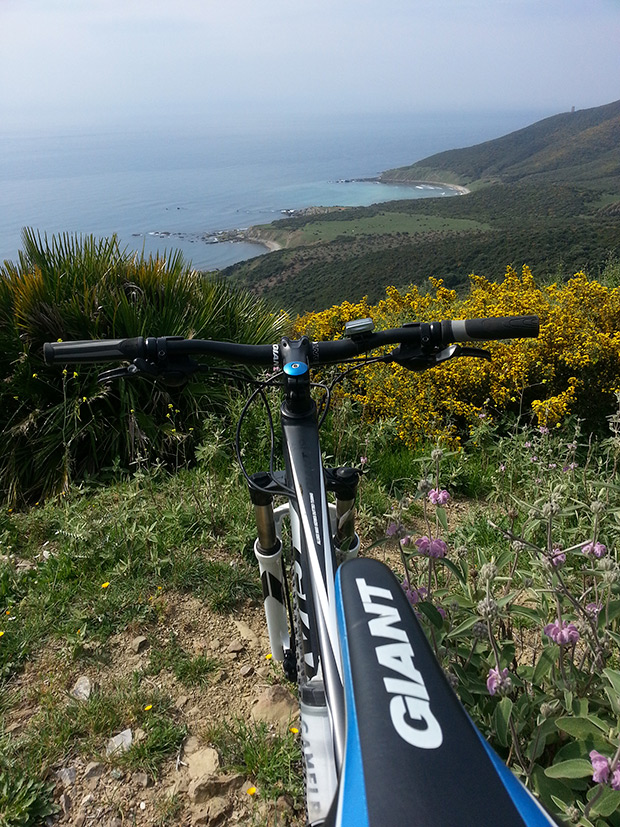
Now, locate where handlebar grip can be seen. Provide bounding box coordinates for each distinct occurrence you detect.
[441,315,539,343]
[43,337,146,364]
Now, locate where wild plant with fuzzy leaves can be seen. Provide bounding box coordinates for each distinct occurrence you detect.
[383,409,620,825]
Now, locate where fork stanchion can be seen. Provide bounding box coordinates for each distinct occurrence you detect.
[328,466,361,563]
[249,474,289,661]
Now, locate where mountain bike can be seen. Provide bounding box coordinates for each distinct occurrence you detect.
[44,314,558,826]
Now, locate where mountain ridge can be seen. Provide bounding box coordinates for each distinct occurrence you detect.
[224,100,620,312]
[380,99,620,190]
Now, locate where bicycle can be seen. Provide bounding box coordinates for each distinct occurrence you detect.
[44,314,558,826]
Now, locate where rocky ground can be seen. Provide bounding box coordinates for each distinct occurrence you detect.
[7,594,305,827]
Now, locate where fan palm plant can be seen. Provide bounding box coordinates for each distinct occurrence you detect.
[0,230,289,506]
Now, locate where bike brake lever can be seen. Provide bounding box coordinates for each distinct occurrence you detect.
[392,344,491,372]
[98,357,200,386]
[454,346,492,361]
[97,364,150,383]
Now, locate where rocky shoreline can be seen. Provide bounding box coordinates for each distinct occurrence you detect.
[135,179,469,259]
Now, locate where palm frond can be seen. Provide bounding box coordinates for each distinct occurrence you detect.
[0,231,290,505]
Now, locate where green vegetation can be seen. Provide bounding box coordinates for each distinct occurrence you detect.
[206,719,302,805]
[0,759,58,827]
[145,634,220,686]
[382,99,620,191]
[0,230,289,506]
[252,210,489,247]
[3,393,620,823]
[224,100,620,312]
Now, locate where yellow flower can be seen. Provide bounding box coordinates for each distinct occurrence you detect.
[247,786,257,796]
[144,704,153,711]
[289,726,299,734]
[265,653,273,660]
[101,582,110,589]
[32,373,38,379]
[296,265,619,443]
[0,631,4,638]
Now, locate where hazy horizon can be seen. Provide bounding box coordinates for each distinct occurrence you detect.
[1,0,618,135]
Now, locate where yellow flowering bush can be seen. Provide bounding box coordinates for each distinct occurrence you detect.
[295,266,620,445]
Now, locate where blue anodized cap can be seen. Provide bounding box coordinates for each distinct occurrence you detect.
[283,361,308,376]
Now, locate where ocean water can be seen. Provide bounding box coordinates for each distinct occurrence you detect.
[0,110,545,270]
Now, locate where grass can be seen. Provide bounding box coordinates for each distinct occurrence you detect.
[145,633,220,686]
[254,211,490,248]
[206,718,303,805]
[2,403,620,824]
[4,677,185,777]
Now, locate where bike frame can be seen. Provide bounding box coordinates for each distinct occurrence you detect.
[249,337,355,823]
[43,314,552,826]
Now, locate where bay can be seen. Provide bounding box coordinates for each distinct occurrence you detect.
[0,110,546,270]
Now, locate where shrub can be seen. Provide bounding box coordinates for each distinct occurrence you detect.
[0,230,289,505]
[295,266,620,447]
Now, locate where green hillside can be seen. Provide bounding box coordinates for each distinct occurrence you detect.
[381,99,620,190]
[224,101,620,312]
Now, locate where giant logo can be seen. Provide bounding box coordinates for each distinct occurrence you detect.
[355,577,443,749]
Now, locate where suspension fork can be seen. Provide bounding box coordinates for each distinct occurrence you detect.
[249,472,293,672]
[325,466,361,561]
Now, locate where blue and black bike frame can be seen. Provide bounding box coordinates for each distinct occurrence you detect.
[43,318,559,826]
[249,335,558,827]
[249,335,360,822]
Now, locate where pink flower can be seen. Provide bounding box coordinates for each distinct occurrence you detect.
[416,536,448,558]
[585,602,602,617]
[550,548,566,567]
[400,535,411,548]
[543,619,580,645]
[612,768,620,791]
[582,541,607,558]
[428,488,450,506]
[487,667,512,696]
[415,535,431,554]
[429,538,448,558]
[590,750,610,784]
[386,521,402,537]
[401,581,428,606]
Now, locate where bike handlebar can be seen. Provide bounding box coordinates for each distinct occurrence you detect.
[43,315,539,367]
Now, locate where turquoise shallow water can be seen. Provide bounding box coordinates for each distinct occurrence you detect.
[0,110,545,269]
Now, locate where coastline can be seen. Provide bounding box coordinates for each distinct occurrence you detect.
[138,178,469,262]
[376,176,470,195]
[246,236,282,252]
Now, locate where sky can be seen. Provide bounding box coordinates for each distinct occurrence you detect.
[1,0,619,133]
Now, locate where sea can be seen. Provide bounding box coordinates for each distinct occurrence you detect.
[0,110,546,271]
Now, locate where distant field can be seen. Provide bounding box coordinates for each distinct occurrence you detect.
[255,212,490,247]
